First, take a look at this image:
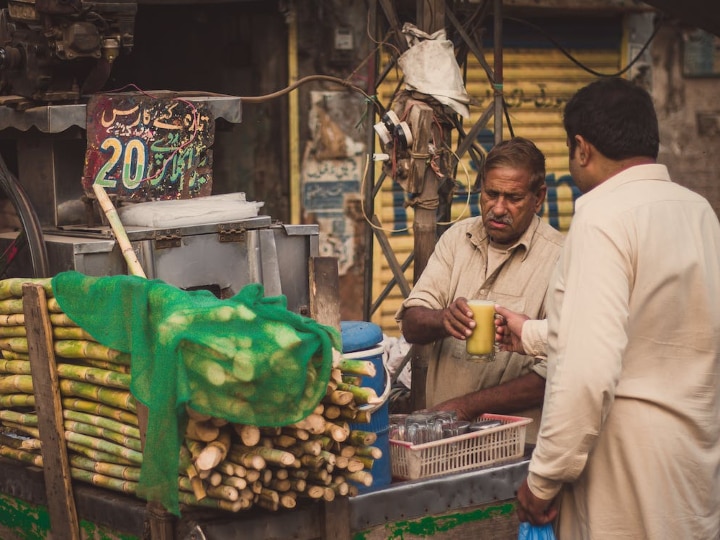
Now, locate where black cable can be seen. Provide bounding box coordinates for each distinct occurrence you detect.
[504,16,664,78]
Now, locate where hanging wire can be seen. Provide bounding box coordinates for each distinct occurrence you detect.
[503,15,664,78]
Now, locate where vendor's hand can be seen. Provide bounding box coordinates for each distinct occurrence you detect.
[495,305,529,354]
[428,396,474,422]
[516,477,558,525]
[442,297,476,341]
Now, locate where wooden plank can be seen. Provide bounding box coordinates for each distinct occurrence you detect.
[23,283,80,540]
[136,403,176,540]
[308,257,351,540]
[309,256,341,331]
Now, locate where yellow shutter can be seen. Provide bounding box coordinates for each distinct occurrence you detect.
[372,46,621,336]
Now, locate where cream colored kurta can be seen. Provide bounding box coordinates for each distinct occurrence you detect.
[396,214,564,432]
[528,164,720,539]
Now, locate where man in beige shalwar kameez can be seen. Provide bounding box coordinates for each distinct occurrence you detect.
[512,78,720,539]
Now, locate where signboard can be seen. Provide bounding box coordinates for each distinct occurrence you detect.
[83,93,215,200]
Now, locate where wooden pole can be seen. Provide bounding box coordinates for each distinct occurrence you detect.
[23,283,81,540]
[408,0,448,411]
[308,257,351,540]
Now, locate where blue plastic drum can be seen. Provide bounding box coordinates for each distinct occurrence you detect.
[341,321,391,493]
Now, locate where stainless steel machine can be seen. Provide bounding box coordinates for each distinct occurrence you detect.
[0,97,319,315]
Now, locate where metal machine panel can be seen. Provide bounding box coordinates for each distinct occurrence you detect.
[0,218,319,314]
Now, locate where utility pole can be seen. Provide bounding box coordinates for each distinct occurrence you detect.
[408,0,448,412]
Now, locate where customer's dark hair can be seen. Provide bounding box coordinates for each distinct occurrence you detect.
[563,77,659,160]
[483,136,546,192]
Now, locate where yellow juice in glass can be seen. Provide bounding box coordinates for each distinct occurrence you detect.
[466,300,495,358]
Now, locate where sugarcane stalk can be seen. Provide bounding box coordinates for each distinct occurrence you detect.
[0,299,25,315]
[0,313,25,326]
[346,458,365,472]
[73,357,130,374]
[49,313,79,327]
[178,491,251,512]
[232,445,295,467]
[53,327,96,341]
[65,420,142,452]
[0,410,37,426]
[323,405,341,419]
[59,379,136,413]
[93,183,147,278]
[66,442,135,466]
[222,476,248,491]
[0,374,33,393]
[0,394,35,408]
[322,487,336,502]
[0,326,27,338]
[54,340,130,365]
[0,350,28,360]
[64,431,143,465]
[185,464,206,500]
[57,363,130,390]
[0,277,53,300]
[338,358,376,377]
[0,359,30,375]
[185,418,219,442]
[328,479,350,496]
[19,438,42,450]
[325,389,354,406]
[63,410,140,439]
[349,429,377,446]
[290,413,326,434]
[336,382,381,405]
[70,454,141,482]
[345,470,373,487]
[0,444,43,467]
[279,493,296,509]
[71,468,137,495]
[195,426,231,471]
[0,338,28,354]
[233,423,260,446]
[324,421,349,443]
[62,398,138,426]
[226,449,266,471]
[354,445,382,459]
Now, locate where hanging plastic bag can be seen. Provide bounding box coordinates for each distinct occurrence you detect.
[518,522,557,540]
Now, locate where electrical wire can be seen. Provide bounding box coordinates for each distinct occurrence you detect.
[504,16,664,78]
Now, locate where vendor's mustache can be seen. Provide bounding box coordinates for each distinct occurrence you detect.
[485,211,513,225]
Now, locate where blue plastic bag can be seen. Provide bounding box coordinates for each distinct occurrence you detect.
[518,522,557,540]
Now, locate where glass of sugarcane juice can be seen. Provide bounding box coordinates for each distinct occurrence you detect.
[466,299,496,362]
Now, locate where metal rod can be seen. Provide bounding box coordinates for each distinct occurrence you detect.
[493,0,504,144]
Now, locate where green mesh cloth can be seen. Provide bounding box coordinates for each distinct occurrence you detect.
[51,271,340,515]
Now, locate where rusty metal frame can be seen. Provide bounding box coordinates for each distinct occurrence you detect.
[362,0,504,321]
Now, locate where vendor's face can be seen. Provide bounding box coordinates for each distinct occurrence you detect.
[480,166,546,247]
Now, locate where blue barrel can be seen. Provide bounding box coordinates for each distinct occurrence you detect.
[341,321,391,493]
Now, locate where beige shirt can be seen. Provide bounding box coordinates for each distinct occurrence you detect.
[396,215,564,413]
[529,165,720,539]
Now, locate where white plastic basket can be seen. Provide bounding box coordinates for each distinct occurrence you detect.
[389,413,532,480]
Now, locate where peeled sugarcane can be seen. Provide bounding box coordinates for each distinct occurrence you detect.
[194,426,231,472]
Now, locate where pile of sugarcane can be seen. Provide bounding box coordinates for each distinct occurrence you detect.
[0,277,385,513]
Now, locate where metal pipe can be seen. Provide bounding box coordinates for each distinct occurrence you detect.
[493,0,503,144]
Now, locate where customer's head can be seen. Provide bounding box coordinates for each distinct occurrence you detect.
[564,77,659,162]
[480,137,547,247]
